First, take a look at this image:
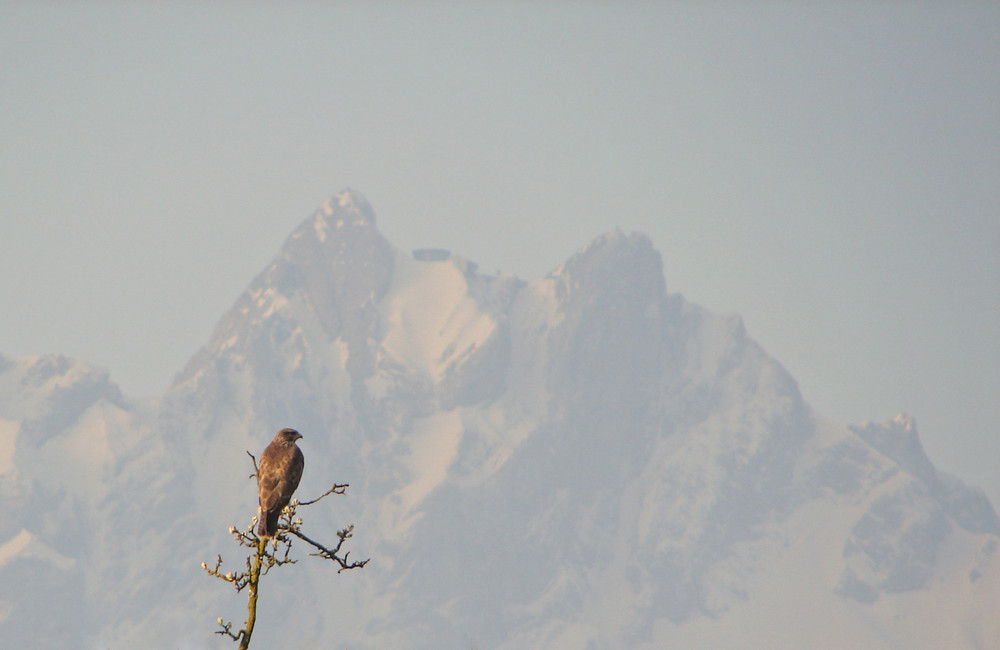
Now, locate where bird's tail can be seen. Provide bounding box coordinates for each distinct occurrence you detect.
[257,508,279,537]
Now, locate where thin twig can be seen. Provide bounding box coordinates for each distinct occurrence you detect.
[287,526,370,573]
[297,483,349,506]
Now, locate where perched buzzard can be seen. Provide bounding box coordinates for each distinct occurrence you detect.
[256,428,304,537]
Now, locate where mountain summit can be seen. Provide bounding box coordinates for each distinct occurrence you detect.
[0,191,997,648]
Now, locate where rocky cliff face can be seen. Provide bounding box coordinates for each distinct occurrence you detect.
[0,190,997,648]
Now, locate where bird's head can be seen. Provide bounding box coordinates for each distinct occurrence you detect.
[275,428,303,444]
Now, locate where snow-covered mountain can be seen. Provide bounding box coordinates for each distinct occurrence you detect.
[1,189,997,648]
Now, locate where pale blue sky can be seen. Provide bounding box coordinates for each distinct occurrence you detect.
[2,3,997,504]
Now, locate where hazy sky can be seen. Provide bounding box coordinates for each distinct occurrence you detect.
[2,3,997,504]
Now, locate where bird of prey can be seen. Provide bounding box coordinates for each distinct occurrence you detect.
[256,428,304,537]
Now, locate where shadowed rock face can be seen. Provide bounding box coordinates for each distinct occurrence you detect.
[0,191,997,649]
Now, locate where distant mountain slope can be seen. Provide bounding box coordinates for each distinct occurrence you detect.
[0,190,996,648]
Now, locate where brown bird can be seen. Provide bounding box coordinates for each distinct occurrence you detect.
[256,428,304,537]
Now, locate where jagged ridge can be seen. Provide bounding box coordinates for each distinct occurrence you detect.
[0,190,997,648]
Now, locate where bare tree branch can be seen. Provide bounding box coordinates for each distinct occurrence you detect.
[297,482,349,506]
[246,451,258,480]
[287,525,370,572]
[202,451,368,648]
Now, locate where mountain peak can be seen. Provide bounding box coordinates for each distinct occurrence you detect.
[893,412,916,430]
[297,189,378,248]
[850,413,935,483]
[553,229,656,276]
[548,229,666,310]
[317,188,375,224]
